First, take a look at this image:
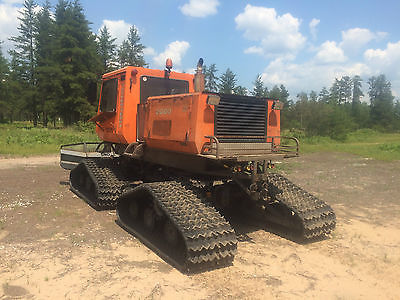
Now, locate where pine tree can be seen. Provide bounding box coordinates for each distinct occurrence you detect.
[118,26,146,67]
[279,84,290,105]
[252,74,267,97]
[218,68,236,94]
[0,42,10,122]
[204,63,218,92]
[97,25,117,73]
[329,79,339,104]
[269,85,281,99]
[9,0,38,125]
[352,75,363,105]
[368,74,394,129]
[330,76,353,105]
[309,90,318,102]
[394,100,400,130]
[7,54,26,122]
[340,76,353,104]
[35,1,62,126]
[0,42,7,81]
[296,92,309,129]
[278,84,290,129]
[318,87,330,103]
[54,0,101,125]
[234,86,248,95]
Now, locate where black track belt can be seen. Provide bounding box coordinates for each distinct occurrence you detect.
[117,180,238,273]
[265,173,336,240]
[70,158,130,210]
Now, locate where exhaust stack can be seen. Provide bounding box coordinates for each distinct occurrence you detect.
[194,58,205,93]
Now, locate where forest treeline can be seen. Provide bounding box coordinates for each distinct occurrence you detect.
[0,0,146,126]
[0,0,399,140]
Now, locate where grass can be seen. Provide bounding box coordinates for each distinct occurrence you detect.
[0,121,99,157]
[1,123,399,161]
[299,129,400,161]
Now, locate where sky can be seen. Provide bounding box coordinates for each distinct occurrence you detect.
[1,0,400,100]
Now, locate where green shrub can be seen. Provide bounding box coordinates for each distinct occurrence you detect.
[378,143,400,153]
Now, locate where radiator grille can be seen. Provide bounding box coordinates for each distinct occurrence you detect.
[215,94,267,143]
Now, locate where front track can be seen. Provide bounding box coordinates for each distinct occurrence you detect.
[116,180,238,273]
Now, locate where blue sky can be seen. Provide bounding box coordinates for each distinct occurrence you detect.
[1,0,400,99]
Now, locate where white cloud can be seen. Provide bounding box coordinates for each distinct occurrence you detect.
[316,41,347,64]
[260,39,400,98]
[185,67,196,74]
[152,41,190,70]
[235,5,306,58]
[180,0,219,18]
[339,28,388,56]
[3,0,23,4]
[309,18,320,40]
[143,47,156,57]
[261,58,371,96]
[99,19,132,45]
[364,41,400,93]
[244,46,264,55]
[0,1,22,53]
[376,31,388,40]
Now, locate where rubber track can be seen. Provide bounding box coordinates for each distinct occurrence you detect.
[266,173,336,241]
[71,158,129,210]
[118,180,237,273]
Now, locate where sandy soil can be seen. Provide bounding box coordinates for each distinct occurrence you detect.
[0,153,399,299]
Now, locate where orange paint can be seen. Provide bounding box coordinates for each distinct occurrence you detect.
[92,65,281,156]
[94,66,195,144]
[267,100,281,144]
[144,93,215,154]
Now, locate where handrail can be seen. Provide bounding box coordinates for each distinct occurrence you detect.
[201,135,299,159]
[203,136,221,159]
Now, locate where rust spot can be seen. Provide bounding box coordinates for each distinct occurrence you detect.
[152,120,172,136]
[203,106,214,123]
[268,110,277,127]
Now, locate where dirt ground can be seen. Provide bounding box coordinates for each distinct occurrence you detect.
[0,153,399,299]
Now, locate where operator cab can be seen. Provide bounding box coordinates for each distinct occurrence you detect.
[92,62,195,145]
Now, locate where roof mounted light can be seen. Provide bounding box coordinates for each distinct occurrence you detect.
[166,58,173,71]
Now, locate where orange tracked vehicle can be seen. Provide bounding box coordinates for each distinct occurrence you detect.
[60,59,336,273]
